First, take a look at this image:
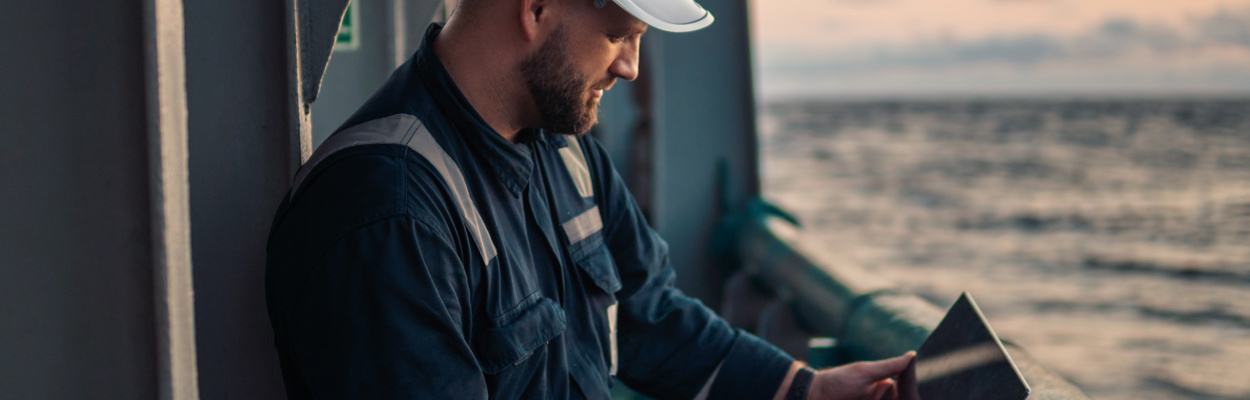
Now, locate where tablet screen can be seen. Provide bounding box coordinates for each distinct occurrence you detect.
[896,292,1030,400]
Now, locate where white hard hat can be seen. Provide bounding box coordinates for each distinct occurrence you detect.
[595,0,714,32]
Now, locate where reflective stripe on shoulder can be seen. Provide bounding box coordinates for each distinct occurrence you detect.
[290,114,420,199]
[559,137,594,198]
[406,119,498,264]
[289,114,498,264]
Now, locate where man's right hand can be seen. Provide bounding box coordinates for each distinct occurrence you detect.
[807,352,916,400]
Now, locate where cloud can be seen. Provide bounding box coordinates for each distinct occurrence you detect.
[758,7,1250,99]
[768,9,1250,74]
[1201,8,1250,47]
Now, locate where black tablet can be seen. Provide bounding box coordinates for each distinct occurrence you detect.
[896,292,1030,400]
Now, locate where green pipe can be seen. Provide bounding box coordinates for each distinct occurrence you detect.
[722,203,1092,399]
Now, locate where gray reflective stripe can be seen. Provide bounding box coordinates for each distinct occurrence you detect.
[407,120,498,264]
[559,137,602,245]
[559,137,594,198]
[693,362,724,400]
[562,205,603,245]
[289,114,497,264]
[290,114,419,200]
[560,137,615,375]
[607,301,618,376]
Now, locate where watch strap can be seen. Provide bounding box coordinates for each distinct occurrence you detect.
[786,366,817,400]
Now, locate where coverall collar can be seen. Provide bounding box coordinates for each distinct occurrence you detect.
[414,24,536,198]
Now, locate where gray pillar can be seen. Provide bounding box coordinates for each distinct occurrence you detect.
[183,0,297,397]
[0,0,196,398]
[648,0,760,305]
[183,0,444,397]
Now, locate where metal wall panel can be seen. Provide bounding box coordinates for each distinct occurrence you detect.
[648,0,760,305]
[312,0,399,147]
[312,0,444,147]
[184,0,294,397]
[184,0,444,397]
[0,0,159,398]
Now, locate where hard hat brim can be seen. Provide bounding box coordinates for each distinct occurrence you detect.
[613,0,714,33]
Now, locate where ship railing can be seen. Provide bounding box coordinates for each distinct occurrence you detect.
[714,199,1092,400]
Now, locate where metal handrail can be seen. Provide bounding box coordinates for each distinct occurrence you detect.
[723,206,1092,399]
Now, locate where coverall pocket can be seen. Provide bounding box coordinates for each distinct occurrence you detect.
[571,236,622,294]
[472,294,567,374]
[571,238,624,385]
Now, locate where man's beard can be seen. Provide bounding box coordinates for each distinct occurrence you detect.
[520,24,605,135]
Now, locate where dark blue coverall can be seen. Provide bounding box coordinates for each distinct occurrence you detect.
[266,24,794,400]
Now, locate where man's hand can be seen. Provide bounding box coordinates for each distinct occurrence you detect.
[807,352,916,400]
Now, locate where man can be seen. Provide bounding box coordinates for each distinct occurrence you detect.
[265,0,914,398]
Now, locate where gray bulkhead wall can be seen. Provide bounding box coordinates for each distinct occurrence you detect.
[182,0,293,396]
[578,0,763,307]
[314,0,399,147]
[0,0,195,398]
[0,1,156,396]
[313,0,443,147]
[184,0,443,397]
[646,0,760,305]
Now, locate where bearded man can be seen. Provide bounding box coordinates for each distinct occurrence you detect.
[265,0,913,398]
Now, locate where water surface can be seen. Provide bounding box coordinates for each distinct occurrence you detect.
[761,99,1250,400]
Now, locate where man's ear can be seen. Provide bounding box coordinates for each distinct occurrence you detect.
[520,0,554,42]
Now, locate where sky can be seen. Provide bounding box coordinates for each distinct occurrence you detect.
[750,0,1250,100]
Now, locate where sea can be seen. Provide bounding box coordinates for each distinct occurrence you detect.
[759,99,1250,400]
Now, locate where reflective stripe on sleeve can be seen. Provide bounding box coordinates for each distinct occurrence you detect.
[693,362,724,400]
[608,301,619,376]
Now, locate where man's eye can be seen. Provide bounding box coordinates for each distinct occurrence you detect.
[606,34,626,44]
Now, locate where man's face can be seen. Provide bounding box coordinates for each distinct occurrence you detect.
[520,2,645,135]
[519,24,599,135]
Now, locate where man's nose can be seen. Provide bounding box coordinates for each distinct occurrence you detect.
[609,39,640,82]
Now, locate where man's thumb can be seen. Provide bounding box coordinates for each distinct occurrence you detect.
[858,351,916,379]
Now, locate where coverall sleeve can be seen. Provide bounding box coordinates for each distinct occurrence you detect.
[584,138,795,400]
[279,215,486,399]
